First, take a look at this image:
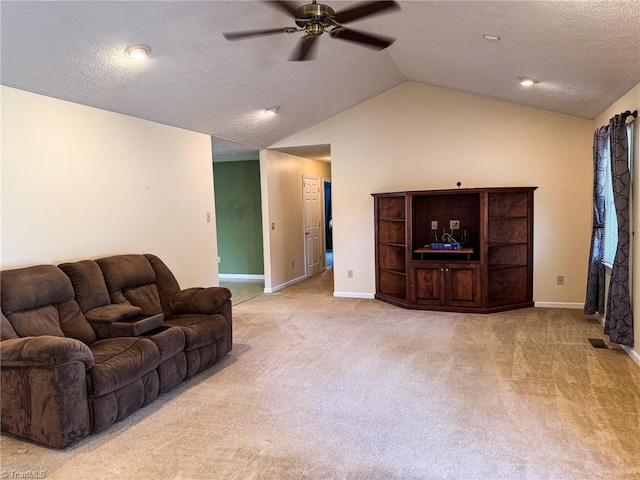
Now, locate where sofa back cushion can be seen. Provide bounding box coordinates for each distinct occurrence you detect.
[1,312,19,341]
[96,255,162,316]
[59,260,111,312]
[0,265,97,345]
[144,254,181,318]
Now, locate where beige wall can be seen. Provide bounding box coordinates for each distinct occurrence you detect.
[1,86,218,288]
[270,81,593,304]
[260,149,331,292]
[593,82,640,363]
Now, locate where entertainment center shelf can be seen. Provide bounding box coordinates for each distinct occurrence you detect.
[373,187,537,313]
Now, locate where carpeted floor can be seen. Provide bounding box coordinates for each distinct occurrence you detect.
[2,270,640,479]
[219,277,264,305]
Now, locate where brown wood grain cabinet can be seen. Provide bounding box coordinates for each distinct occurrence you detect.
[373,187,536,313]
[374,193,408,306]
[412,262,482,308]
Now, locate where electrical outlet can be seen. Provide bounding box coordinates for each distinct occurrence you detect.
[271,222,275,230]
[431,221,438,230]
[347,270,353,278]
[217,256,221,263]
[291,260,295,268]
[206,212,212,223]
[450,220,460,230]
[557,275,565,286]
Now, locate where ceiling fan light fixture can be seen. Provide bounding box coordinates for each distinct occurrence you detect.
[124,44,151,59]
[264,106,280,115]
[518,76,539,87]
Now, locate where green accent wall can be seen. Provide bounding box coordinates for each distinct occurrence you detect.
[213,160,264,275]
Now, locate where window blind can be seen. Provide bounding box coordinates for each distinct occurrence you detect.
[602,124,632,268]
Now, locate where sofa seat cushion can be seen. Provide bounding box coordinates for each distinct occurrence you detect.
[165,314,228,351]
[88,337,160,397]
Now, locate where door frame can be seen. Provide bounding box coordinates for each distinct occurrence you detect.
[323,179,332,271]
[302,174,323,278]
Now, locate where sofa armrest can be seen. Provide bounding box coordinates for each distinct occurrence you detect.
[85,304,142,323]
[169,287,232,315]
[1,336,94,369]
[85,304,155,339]
[1,336,94,448]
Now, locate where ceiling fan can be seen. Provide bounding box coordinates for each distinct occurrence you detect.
[223,1,400,61]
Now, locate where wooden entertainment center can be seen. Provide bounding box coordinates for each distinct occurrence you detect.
[372,187,537,313]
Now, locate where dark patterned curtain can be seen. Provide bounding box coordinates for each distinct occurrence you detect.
[604,115,633,347]
[584,126,609,315]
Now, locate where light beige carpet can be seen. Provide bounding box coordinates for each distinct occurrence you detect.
[2,270,640,479]
[220,278,264,305]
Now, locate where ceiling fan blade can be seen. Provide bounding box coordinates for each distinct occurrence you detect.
[333,1,400,24]
[290,35,319,61]
[264,1,304,19]
[330,28,395,50]
[223,27,296,40]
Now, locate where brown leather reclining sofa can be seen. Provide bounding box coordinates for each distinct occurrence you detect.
[0,254,232,448]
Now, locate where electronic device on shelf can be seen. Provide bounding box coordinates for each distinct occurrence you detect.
[428,242,461,250]
[429,229,459,249]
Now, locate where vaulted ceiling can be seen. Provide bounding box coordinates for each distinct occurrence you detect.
[2,1,639,159]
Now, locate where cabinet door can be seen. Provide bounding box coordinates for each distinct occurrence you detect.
[412,265,445,306]
[446,264,481,307]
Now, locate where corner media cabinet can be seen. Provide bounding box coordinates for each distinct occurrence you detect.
[372,187,537,313]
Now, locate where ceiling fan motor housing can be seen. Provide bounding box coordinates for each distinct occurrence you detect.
[295,3,336,33]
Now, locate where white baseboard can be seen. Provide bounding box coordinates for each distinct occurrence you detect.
[219,274,265,280]
[534,302,584,309]
[263,275,306,293]
[333,292,376,299]
[595,313,640,368]
[622,345,640,368]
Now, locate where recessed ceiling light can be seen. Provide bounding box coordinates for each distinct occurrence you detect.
[482,34,501,41]
[264,106,280,115]
[124,44,151,59]
[517,76,539,87]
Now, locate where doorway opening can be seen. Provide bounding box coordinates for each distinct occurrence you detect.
[212,137,265,305]
[324,180,332,270]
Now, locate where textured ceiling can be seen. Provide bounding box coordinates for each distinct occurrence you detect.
[212,137,260,162]
[2,1,639,155]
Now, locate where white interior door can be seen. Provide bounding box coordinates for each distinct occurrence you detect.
[303,175,322,277]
